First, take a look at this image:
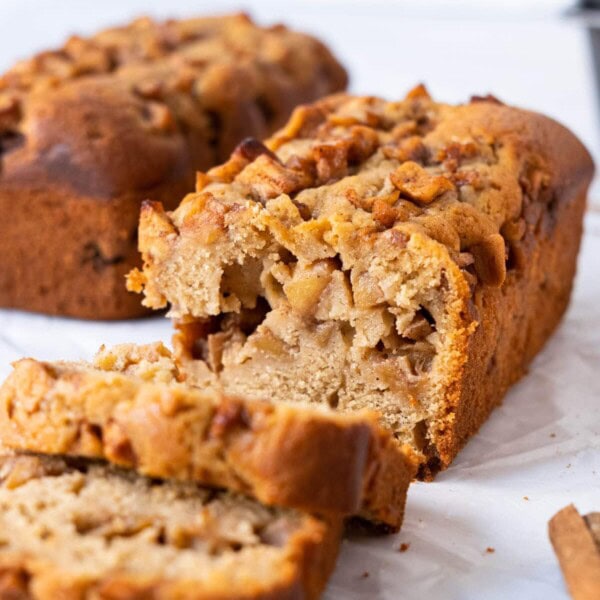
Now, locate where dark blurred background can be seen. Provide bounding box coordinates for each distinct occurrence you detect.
[2,0,598,200]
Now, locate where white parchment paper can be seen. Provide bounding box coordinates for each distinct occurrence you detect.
[1,212,599,599]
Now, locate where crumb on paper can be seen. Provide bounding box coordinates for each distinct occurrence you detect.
[523,496,529,501]
[486,547,495,554]
[398,543,410,553]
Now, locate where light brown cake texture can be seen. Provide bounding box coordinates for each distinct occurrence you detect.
[0,342,417,530]
[549,504,600,600]
[0,453,341,600]
[0,13,347,319]
[130,87,594,477]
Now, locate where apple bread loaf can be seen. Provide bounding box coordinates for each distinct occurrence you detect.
[0,14,347,319]
[0,453,341,599]
[0,342,417,530]
[130,87,594,477]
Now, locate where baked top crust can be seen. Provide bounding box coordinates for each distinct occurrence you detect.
[0,342,417,530]
[0,13,347,197]
[131,87,593,315]
[0,453,341,600]
[549,504,600,600]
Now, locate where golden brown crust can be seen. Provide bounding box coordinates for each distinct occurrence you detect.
[0,344,417,530]
[131,88,593,477]
[0,453,342,600]
[427,97,592,472]
[435,179,587,474]
[549,505,600,600]
[0,14,347,319]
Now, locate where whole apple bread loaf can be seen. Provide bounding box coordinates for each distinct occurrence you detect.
[0,342,417,530]
[0,453,341,599]
[129,87,594,477]
[0,14,347,319]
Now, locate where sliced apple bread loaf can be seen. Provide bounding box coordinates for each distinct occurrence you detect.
[129,87,594,477]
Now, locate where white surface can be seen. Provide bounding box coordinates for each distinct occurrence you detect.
[1,2,599,598]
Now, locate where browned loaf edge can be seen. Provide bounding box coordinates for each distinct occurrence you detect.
[439,111,591,477]
[549,504,600,600]
[0,14,347,319]
[0,344,417,530]
[0,453,342,600]
[130,88,594,478]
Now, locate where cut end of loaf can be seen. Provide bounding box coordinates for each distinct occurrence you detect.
[169,227,473,474]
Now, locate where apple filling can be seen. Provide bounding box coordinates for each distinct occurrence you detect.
[172,227,468,465]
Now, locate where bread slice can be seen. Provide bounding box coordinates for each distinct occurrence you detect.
[0,342,417,530]
[549,504,600,600]
[129,87,594,477]
[0,452,340,600]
